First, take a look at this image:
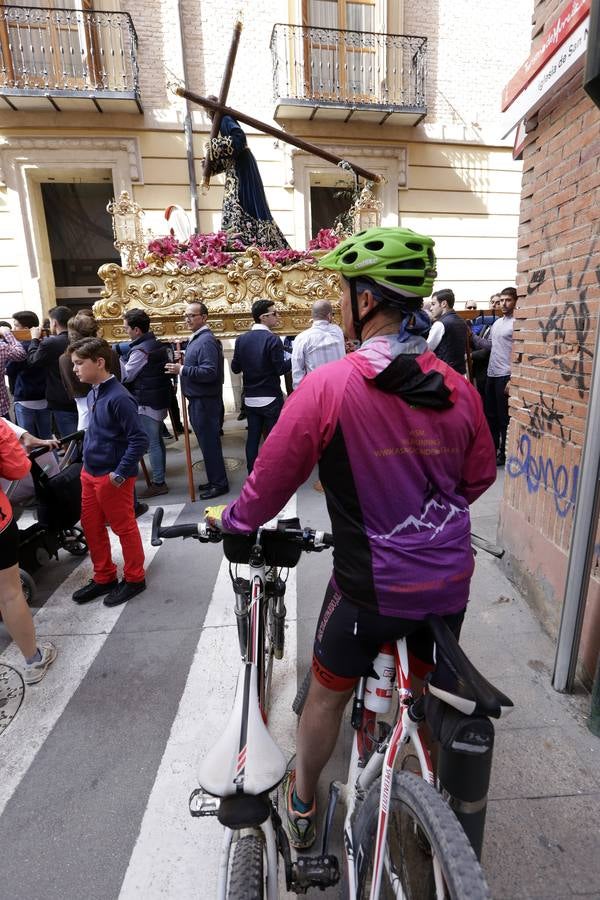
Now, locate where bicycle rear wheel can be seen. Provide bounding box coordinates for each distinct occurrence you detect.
[353,772,490,899]
[227,833,264,900]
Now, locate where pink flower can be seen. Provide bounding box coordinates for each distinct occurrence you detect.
[307,228,342,251]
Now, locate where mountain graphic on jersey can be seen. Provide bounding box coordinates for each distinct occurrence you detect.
[371,497,468,542]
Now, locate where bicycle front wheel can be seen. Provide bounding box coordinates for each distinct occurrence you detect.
[227,833,264,900]
[353,772,490,900]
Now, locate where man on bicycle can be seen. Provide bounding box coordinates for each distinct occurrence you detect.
[207,227,496,849]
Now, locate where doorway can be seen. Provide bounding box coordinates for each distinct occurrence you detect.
[40,181,120,312]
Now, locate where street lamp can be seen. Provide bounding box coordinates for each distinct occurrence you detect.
[107,190,146,270]
[351,182,383,232]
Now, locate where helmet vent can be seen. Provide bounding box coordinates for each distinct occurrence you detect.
[405,242,424,252]
[388,259,425,271]
[364,240,385,251]
[342,251,358,264]
[388,275,423,287]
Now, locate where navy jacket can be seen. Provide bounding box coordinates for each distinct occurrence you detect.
[180,329,223,399]
[231,328,290,398]
[83,377,148,479]
[27,332,76,412]
[7,340,46,401]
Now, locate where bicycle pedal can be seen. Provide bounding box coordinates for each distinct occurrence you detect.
[189,788,220,817]
[291,855,340,892]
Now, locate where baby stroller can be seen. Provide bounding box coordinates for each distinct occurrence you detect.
[6,432,87,603]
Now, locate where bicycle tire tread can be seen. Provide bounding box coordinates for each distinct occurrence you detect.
[354,771,491,900]
[227,834,264,900]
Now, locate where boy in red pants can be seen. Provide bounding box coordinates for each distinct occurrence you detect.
[69,338,149,607]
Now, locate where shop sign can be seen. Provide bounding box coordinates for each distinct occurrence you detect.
[501,14,590,137]
[502,0,591,110]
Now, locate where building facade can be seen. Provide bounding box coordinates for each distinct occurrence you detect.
[499,0,600,683]
[0,0,532,320]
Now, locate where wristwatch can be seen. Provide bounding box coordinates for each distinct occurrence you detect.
[111,473,126,486]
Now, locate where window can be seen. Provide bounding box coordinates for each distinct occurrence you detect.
[303,0,377,100]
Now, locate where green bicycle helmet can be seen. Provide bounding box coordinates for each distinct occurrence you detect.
[318,226,437,298]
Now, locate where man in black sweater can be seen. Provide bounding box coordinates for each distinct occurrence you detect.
[231,299,291,473]
[27,305,78,437]
[426,289,468,375]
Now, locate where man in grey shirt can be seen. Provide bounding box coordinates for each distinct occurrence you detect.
[291,300,345,389]
[472,287,517,466]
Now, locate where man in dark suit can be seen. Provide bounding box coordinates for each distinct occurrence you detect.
[165,302,228,500]
[231,299,291,473]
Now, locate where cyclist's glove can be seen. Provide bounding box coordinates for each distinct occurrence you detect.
[204,504,227,528]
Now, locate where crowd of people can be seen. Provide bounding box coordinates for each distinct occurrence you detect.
[1,227,518,856]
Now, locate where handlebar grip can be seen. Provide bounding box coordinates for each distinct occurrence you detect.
[151,507,165,546]
[159,524,203,539]
[314,530,334,548]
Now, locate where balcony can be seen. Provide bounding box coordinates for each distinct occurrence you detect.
[270,24,426,126]
[0,5,141,113]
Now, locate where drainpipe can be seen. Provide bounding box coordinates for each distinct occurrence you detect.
[552,317,600,694]
[176,0,200,232]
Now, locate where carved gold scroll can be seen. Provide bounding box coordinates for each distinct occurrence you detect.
[94,248,342,341]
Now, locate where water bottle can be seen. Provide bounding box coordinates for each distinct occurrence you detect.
[364,644,395,713]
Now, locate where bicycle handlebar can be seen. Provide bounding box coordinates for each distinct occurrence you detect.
[27,430,86,461]
[151,506,221,546]
[151,507,333,551]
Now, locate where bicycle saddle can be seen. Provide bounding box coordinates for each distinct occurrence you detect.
[425,614,513,719]
[198,662,287,798]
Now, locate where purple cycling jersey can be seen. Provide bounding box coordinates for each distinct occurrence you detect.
[222,333,496,619]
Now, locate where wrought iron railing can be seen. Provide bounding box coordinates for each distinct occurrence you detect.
[0,5,140,99]
[270,23,426,110]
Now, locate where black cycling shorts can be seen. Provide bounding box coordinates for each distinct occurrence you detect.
[312,578,465,692]
[0,517,19,571]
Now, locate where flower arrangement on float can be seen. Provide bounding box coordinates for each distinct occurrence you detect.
[136,228,343,272]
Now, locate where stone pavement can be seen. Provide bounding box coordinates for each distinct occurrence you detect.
[466,474,600,900]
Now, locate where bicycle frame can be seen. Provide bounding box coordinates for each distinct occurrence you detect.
[339,637,437,900]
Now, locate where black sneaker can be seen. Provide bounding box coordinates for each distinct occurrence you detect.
[104,579,146,607]
[134,502,149,518]
[73,579,118,604]
[198,482,211,491]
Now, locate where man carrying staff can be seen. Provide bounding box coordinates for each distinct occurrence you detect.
[165,302,229,501]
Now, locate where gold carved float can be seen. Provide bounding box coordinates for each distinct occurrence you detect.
[94,248,342,342]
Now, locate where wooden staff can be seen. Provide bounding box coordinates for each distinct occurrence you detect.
[201,17,243,190]
[176,88,384,184]
[176,341,196,503]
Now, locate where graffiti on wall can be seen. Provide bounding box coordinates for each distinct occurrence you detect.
[523,391,568,443]
[526,244,599,398]
[506,243,599,519]
[506,433,579,518]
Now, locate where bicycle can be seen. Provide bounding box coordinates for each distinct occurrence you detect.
[292,532,513,899]
[151,507,340,898]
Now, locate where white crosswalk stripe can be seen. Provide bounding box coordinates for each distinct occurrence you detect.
[0,504,184,817]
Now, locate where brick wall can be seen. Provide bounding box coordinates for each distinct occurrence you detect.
[499,0,600,682]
